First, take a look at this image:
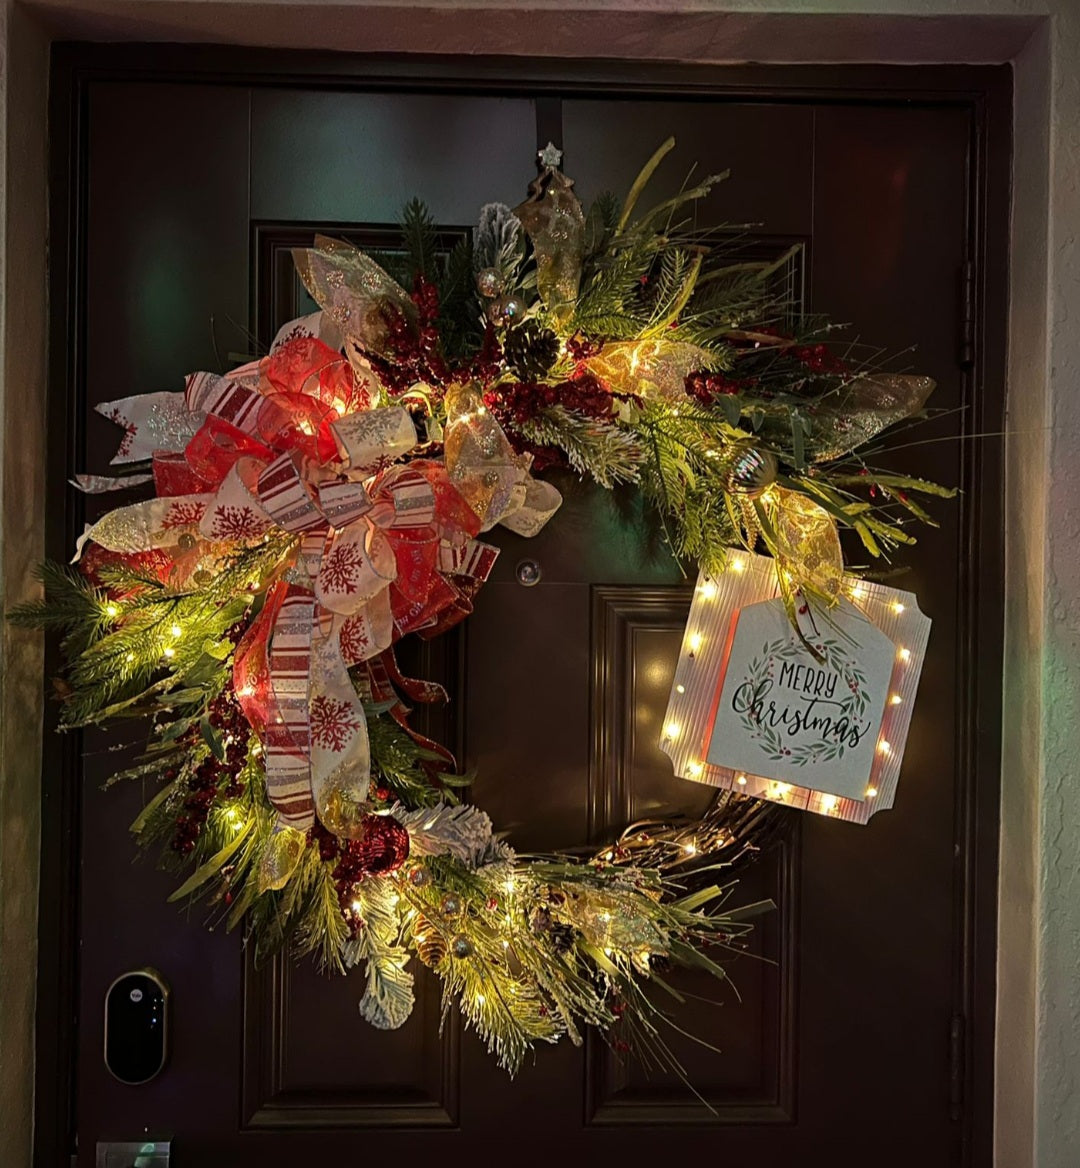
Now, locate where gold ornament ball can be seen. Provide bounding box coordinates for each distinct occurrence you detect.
[177,532,198,551]
[722,445,779,496]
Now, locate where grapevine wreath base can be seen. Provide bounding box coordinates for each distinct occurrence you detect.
[18,139,950,1076]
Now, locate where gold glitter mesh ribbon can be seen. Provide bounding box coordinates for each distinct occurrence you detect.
[768,488,844,600]
[513,167,585,327]
[810,373,936,461]
[292,234,416,358]
[584,339,713,401]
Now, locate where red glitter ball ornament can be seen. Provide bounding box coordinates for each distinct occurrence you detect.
[333,814,411,883]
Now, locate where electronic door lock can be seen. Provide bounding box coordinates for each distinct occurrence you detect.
[103,969,169,1085]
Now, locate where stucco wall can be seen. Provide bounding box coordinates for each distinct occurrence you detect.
[1,3,1076,1166]
[0,7,48,1168]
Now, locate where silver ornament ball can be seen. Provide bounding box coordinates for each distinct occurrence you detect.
[476,267,501,298]
[723,445,779,496]
[488,294,526,325]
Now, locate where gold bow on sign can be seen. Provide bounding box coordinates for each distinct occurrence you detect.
[765,488,844,601]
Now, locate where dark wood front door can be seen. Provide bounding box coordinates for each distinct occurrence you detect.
[40,51,1008,1168]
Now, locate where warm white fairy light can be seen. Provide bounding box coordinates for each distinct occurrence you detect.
[890,693,903,705]
[688,632,703,653]
[850,581,867,600]
[736,773,747,786]
[898,647,911,661]
[699,579,718,601]
[878,739,892,756]
[170,623,182,638]
[351,899,362,913]
[675,684,686,694]
[866,786,879,799]
[683,841,698,856]
[664,720,681,740]
[892,601,905,614]
[686,760,703,778]
[163,647,175,659]
[105,603,119,618]
[730,555,745,573]
[822,794,839,814]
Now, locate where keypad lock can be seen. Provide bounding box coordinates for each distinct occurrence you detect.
[103,969,169,1085]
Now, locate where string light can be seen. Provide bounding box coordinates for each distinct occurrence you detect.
[351,899,363,913]
[688,632,703,654]
[675,684,686,694]
[892,601,906,614]
[169,623,182,638]
[866,786,879,799]
[730,555,746,573]
[664,721,680,740]
[850,581,867,600]
[682,841,698,856]
[699,580,718,601]
[163,647,175,658]
[898,647,911,662]
[105,603,119,618]
[822,794,839,814]
[736,773,747,786]
[878,739,892,756]
[889,693,903,705]
[686,760,703,778]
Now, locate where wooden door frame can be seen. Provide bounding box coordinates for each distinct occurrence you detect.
[38,46,1011,1168]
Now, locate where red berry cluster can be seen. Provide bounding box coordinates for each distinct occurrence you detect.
[374,278,450,395]
[566,333,601,363]
[684,370,755,404]
[789,342,847,374]
[464,324,504,387]
[410,273,440,326]
[483,372,613,429]
[170,689,248,855]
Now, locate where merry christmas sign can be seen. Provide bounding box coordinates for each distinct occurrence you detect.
[661,551,930,823]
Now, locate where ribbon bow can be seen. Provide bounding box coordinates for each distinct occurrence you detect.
[79,315,562,841]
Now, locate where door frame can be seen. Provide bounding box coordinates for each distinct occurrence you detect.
[38,46,1011,1168]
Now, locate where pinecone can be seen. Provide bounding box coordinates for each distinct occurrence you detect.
[504,321,560,380]
[413,916,448,968]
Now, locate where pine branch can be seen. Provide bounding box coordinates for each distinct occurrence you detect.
[517,406,644,488]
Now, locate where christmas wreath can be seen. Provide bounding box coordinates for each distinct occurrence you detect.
[15,138,950,1075]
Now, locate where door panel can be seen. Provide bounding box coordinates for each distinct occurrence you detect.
[58,62,1004,1167]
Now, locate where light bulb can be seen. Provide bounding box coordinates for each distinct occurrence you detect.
[688,632,703,654]
[866,786,879,799]
[675,684,686,694]
[664,721,680,740]
[686,761,703,778]
[700,580,718,600]
[105,603,119,618]
[898,647,911,662]
[170,623,182,638]
[163,647,175,658]
[889,693,903,705]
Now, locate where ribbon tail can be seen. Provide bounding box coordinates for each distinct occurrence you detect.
[307,607,373,839]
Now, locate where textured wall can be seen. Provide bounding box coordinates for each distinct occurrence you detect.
[0,6,49,1168]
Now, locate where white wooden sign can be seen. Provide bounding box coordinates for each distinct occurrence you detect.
[660,551,931,823]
